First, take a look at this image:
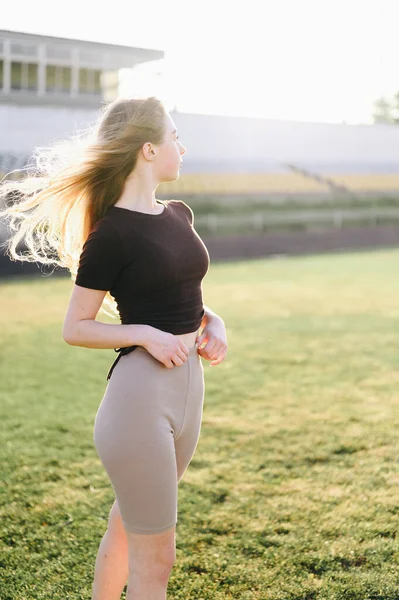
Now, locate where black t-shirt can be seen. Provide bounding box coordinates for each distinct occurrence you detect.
[75,199,210,334]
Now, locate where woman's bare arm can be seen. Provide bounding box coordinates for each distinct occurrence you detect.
[63,284,150,349]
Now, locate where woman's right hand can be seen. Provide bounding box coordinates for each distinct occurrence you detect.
[141,327,190,368]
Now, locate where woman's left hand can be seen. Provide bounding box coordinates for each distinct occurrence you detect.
[195,317,228,367]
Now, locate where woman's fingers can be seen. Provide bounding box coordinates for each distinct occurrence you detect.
[196,341,228,367]
[210,348,227,366]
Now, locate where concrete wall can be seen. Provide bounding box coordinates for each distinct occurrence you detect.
[2,105,399,174]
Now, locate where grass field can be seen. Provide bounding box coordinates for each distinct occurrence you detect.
[1,248,399,600]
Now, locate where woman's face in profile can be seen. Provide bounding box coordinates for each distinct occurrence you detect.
[155,113,187,182]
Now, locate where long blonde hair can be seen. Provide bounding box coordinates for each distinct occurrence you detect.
[0,96,167,318]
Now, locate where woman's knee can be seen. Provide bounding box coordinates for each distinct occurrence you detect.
[107,499,127,537]
[126,525,176,578]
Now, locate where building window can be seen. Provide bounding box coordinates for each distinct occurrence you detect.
[10,41,38,58]
[46,65,72,93]
[11,61,38,91]
[79,50,98,63]
[94,70,101,94]
[79,68,91,94]
[27,64,38,91]
[46,45,71,60]
[11,62,22,89]
[0,60,3,90]
[79,68,102,95]
[101,70,119,102]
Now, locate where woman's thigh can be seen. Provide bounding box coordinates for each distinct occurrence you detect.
[174,352,205,481]
[93,346,204,534]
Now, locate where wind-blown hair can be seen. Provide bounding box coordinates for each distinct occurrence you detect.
[0,96,167,318]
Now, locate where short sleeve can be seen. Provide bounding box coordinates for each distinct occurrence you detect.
[177,200,194,226]
[75,219,125,291]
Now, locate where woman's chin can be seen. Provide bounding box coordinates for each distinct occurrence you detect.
[160,167,181,183]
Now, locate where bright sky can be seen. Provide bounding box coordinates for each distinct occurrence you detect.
[3,0,399,124]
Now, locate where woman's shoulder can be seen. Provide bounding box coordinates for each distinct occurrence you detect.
[87,214,122,244]
[168,199,194,223]
[82,214,125,258]
[76,214,126,290]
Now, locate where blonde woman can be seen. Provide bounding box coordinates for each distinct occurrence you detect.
[0,96,228,600]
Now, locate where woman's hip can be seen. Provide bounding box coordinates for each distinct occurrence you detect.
[93,345,204,456]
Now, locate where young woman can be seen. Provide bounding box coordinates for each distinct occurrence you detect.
[0,96,228,600]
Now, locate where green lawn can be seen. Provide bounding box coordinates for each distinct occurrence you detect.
[1,249,399,599]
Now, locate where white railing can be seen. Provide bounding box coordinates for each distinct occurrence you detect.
[195,207,399,234]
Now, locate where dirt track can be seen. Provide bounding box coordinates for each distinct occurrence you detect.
[1,224,399,280]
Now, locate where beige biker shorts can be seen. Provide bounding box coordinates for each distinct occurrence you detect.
[93,344,205,534]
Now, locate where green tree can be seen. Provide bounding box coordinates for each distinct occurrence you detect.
[372,96,395,124]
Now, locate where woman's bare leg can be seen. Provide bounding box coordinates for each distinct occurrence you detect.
[91,499,129,600]
[126,524,176,600]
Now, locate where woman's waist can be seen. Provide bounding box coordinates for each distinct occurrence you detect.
[121,317,202,349]
[171,328,199,349]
